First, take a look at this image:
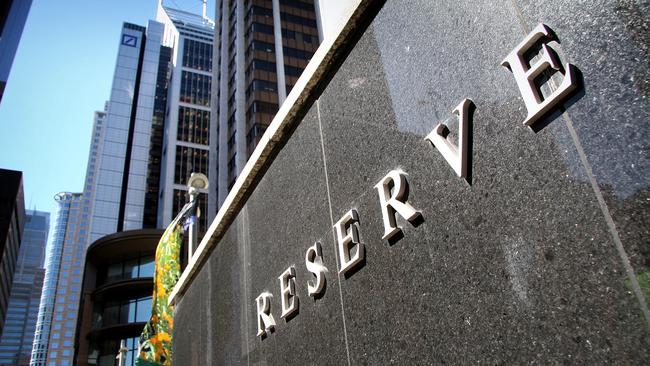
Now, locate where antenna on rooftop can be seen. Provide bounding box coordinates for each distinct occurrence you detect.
[202,0,207,20]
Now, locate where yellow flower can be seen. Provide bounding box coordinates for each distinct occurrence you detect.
[157,281,167,296]
[163,313,173,325]
[158,332,171,343]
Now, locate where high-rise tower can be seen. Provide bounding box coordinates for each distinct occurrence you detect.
[30,106,109,366]
[31,192,82,366]
[87,4,215,240]
[155,4,215,236]
[88,20,174,242]
[0,210,49,366]
[0,169,25,335]
[211,0,320,205]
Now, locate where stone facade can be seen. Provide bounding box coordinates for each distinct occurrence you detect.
[173,0,650,364]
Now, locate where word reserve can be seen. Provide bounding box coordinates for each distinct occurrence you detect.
[255,23,579,338]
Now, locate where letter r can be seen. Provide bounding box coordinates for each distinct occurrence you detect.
[255,292,276,337]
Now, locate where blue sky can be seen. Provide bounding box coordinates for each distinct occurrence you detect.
[0,0,214,217]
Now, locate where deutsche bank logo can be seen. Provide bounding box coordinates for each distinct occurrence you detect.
[122,34,138,47]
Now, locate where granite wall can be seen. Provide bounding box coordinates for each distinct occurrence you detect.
[173,0,650,364]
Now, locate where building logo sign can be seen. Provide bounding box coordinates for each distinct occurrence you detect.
[122,34,138,47]
[254,23,580,339]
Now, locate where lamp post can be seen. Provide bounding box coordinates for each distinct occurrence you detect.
[116,339,128,366]
[186,172,209,260]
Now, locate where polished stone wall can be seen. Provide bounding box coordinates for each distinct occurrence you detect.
[173,0,650,364]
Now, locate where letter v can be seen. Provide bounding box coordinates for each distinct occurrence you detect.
[425,99,475,181]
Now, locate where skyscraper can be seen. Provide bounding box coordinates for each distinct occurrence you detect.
[0,169,25,335]
[211,0,320,205]
[31,193,82,366]
[29,106,109,366]
[87,3,216,240]
[155,4,215,236]
[0,210,49,366]
[88,19,173,242]
[0,0,32,104]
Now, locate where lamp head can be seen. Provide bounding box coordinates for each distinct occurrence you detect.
[187,172,209,190]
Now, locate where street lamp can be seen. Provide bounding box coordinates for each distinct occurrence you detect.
[186,172,209,259]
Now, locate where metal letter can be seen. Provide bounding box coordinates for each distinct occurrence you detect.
[425,99,474,179]
[255,292,276,337]
[501,23,578,126]
[305,242,327,297]
[279,267,299,319]
[334,209,365,275]
[374,170,422,240]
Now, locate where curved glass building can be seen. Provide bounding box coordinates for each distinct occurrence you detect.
[30,192,80,366]
[74,229,160,366]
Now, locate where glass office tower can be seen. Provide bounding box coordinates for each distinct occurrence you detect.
[31,193,81,366]
[30,107,108,366]
[0,210,49,366]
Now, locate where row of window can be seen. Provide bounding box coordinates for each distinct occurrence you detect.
[247,5,273,19]
[247,101,278,117]
[99,254,154,286]
[246,78,278,96]
[174,145,210,186]
[280,12,317,28]
[246,22,318,43]
[282,28,317,44]
[248,21,274,36]
[245,80,277,101]
[246,59,277,76]
[183,39,213,72]
[248,40,275,54]
[179,71,212,107]
[283,46,313,60]
[91,296,152,329]
[246,39,315,60]
[178,106,211,146]
[280,0,315,11]
[285,64,304,77]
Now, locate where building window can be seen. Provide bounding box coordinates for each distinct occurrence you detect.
[179,71,211,107]
[182,39,213,72]
[91,296,152,329]
[174,146,209,186]
[99,254,155,285]
[177,106,210,146]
